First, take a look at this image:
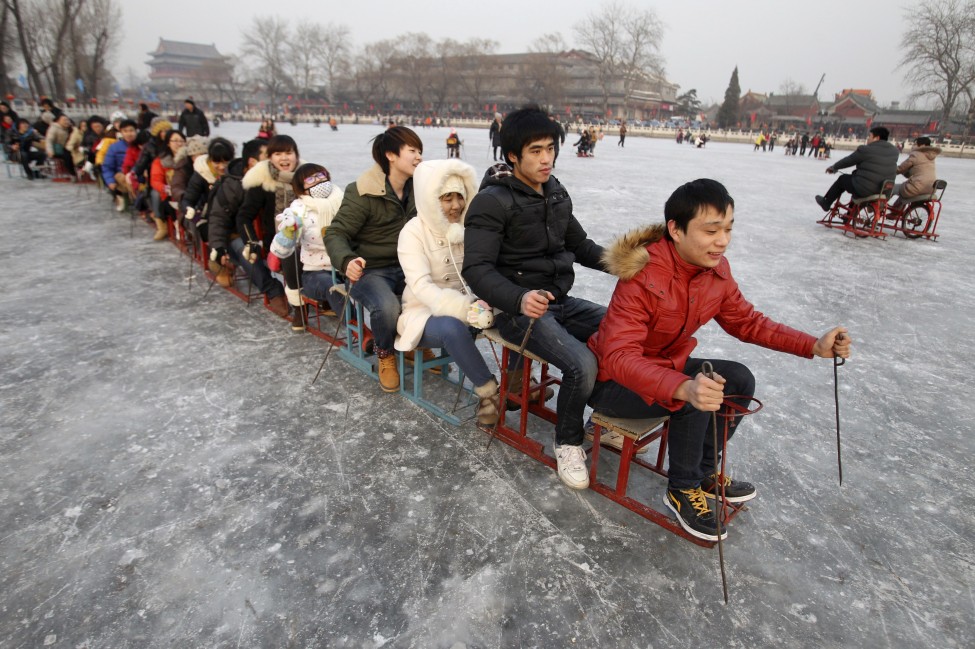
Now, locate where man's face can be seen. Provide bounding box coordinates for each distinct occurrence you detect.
[17,122,28,134]
[184,102,193,111]
[120,126,137,143]
[57,115,70,128]
[669,205,734,269]
[867,133,879,143]
[509,137,555,191]
[386,144,422,178]
[91,122,104,135]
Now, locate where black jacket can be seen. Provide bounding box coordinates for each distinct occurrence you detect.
[207,158,247,254]
[179,107,210,138]
[831,139,899,197]
[461,164,605,316]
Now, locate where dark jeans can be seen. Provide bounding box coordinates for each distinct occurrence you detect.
[229,236,284,299]
[588,358,755,489]
[20,149,45,178]
[349,266,405,352]
[302,270,346,315]
[497,296,605,446]
[822,174,857,206]
[418,317,492,387]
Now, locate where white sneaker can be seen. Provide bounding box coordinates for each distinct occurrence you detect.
[554,444,589,490]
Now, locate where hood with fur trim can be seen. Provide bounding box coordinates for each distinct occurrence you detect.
[192,153,217,184]
[242,158,303,192]
[413,159,478,237]
[602,224,668,280]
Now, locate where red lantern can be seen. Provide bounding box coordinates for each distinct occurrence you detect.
[4,94,13,101]
[126,98,134,105]
[67,97,76,103]
[91,98,98,105]
[112,98,119,104]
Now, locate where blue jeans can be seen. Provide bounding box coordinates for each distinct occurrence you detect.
[229,237,284,299]
[349,266,404,352]
[418,317,493,387]
[497,296,605,446]
[588,358,755,489]
[303,270,346,315]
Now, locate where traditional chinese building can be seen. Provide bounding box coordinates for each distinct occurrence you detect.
[145,39,233,105]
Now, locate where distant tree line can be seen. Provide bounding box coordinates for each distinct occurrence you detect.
[0,0,123,102]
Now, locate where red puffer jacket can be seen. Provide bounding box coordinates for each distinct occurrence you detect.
[588,225,816,411]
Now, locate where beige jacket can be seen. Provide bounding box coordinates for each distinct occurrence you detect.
[896,145,941,198]
[395,159,479,351]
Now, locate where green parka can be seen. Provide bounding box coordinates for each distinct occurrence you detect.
[324,164,417,274]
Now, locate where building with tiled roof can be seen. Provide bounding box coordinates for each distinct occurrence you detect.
[146,39,233,104]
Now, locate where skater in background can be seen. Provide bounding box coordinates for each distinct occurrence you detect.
[446,128,461,158]
[489,112,503,161]
[815,126,898,211]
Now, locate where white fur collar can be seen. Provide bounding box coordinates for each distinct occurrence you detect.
[193,154,216,184]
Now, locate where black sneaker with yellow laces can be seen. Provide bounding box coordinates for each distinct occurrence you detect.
[663,486,728,541]
[701,473,756,503]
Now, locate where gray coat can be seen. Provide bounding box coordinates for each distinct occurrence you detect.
[830,139,899,197]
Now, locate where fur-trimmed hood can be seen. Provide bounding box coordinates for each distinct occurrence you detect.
[192,153,217,184]
[354,164,388,197]
[602,224,667,280]
[413,159,478,237]
[242,158,301,192]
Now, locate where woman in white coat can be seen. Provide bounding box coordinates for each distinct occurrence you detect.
[395,159,499,429]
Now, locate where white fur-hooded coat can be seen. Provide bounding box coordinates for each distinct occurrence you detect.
[395,159,479,352]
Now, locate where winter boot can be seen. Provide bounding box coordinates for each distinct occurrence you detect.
[404,347,442,374]
[285,288,306,332]
[376,348,400,393]
[473,379,500,431]
[505,369,555,411]
[152,216,168,241]
[267,294,289,318]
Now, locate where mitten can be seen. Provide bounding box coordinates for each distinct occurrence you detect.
[466,300,495,329]
[243,241,262,263]
[209,247,228,265]
[185,206,197,223]
[267,252,281,272]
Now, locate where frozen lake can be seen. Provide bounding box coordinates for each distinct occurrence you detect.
[0,120,972,648]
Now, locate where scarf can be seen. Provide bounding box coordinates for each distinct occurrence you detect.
[269,164,296,215]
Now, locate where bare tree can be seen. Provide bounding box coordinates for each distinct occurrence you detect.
[316,23,351,105]
[353,39,399,111]
[5,0,44,97]
[454,38,499,113]
[0,2,15,97]
[70,0,121,101]
[430,38,461,114]
[240,16,293,112]
[287,22,323,100]
[395,33,433,111]
[574,1,665,116]
[899,0,975,125]
[524,33,569,112]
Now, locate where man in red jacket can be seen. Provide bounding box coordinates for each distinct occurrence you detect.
[587,178,852,541]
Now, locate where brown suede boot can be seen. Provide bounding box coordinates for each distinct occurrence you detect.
[404,347,442,374]
[267,294,289,318]
[152,216,168,241]
[376,349,400,393]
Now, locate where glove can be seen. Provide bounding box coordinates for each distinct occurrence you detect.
[185,206,197,223]
[466,300,495,329]
[267,252,281,272]
[243,241,262,263]
[279,208,298,233]
[209,247,228,265]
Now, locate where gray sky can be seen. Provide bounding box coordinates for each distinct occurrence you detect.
[118,0,912,107]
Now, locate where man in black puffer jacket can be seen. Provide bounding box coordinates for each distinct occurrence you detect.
[462,105,608,492]
[815,126,898,211]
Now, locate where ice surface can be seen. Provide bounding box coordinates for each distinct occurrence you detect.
[0,120,972,648]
